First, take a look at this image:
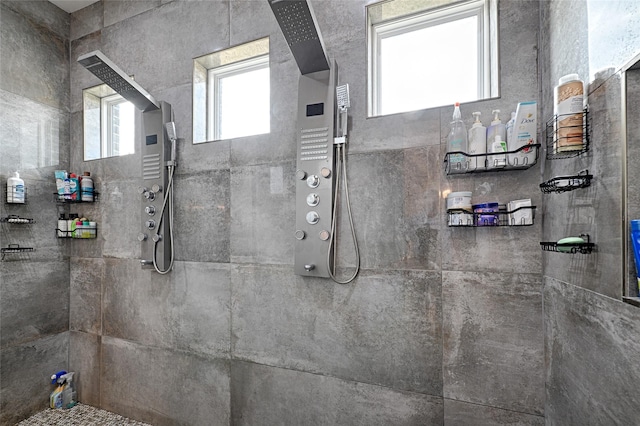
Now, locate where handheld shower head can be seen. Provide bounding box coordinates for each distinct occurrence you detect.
[165,122,177,141]
[78,50,159,112]
[337,84,350,112]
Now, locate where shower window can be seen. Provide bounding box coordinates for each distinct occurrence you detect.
[367,0,499,116]
[193,37,270,143]
[83,84,136,161]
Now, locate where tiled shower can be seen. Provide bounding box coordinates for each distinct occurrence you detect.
[1,0,639,425]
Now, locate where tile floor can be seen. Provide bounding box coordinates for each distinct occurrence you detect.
[16,403,151,426]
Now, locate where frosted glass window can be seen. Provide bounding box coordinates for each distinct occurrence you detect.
[368,0,498,116]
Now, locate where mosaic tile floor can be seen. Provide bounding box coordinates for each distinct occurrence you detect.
[16,403,152,426]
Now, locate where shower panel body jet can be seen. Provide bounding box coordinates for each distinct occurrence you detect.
[77,50,175,273]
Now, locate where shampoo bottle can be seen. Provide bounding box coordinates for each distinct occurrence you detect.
[486,110,506,168]
[447,102,468,170]
[6,171,25,203]
[467,112,486,171]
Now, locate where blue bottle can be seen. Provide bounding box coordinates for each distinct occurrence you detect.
[630,220,640,296]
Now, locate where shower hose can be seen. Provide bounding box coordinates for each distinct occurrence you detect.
[327,142,360,284]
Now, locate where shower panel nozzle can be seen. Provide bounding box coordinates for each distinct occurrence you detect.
[77,50,159,112]
[268,0,330,75]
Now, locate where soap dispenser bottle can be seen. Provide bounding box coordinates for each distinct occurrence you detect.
[447,102,468,170]
[486,110,507,168]
[468,112,486,171]
[6,171,25,203]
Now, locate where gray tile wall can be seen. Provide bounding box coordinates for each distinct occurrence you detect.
[0,0,548,424]
[0,1,71,423]
[63,0,545,424]
[541,0,640,424]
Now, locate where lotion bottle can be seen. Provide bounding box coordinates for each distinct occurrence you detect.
[467,112,486,170]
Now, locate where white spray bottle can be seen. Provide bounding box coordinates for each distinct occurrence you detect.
[468,112,486,171]
[486,110,507,168]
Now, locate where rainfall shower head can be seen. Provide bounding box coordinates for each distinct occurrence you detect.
[78,50,159,112]
[268,0,330,75]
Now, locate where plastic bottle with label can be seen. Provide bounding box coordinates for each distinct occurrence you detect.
[81,172,94,202]
[447,102,468,170]
[486,110,507,168]
[467,112,486,171]
[554,74,585,153]
[6,171,25,203]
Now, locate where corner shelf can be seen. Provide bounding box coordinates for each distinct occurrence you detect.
[540,169,593,193]
[444,144,541,174]
[1,215,35,224]
[1,244,35,260]
[540,234,594,254]
[545,107,590,159]
[447,206,536,227]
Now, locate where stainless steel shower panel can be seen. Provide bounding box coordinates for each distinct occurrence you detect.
[77,50,159,112]
[267,0,330,75]
[294,64,336,277]
[140,102,173,271]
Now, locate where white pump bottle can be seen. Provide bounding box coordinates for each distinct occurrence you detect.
[468,112,486,171]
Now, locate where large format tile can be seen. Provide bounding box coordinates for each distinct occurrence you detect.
[230,161,295,265]
[101,336,230,426]
[69,331,101,407]
[0,333,69,425]
[172,169,231,263]
[442,271,544,416]
[0,3,69,110]
[339,146,441,271]
[103,259,231,357]
[444,399,544,426]
[544,277,640,425]
[232,265,442,394]
[231,361,444,426]
[0,260,69,348]
[70,257,104,334]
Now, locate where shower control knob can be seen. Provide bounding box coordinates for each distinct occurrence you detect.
[137,233,148,242]
[321,167,331,178]
[144,191,156,201]
[146,220,156,230]
[152,234,162,242]
[294,230,306,240]
[304,264,315,271]
[151,184,162,193]
[319,230,330,241]
[306,175,320,188]
[306,211,320,225]
[306,193,319,206]
[138,187,148,195]
[296,170,307,180]
[145,205,156,216]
